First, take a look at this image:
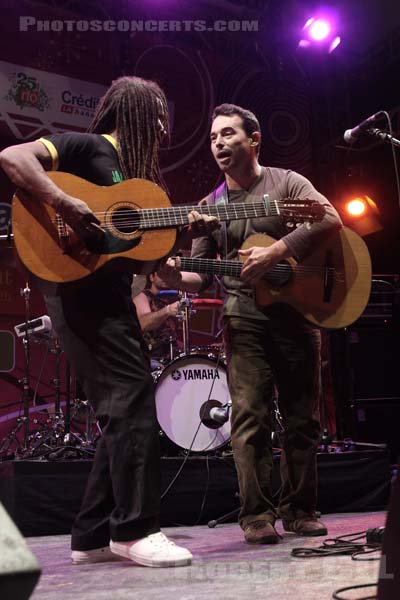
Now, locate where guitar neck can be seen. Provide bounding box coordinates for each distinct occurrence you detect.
[139,196,278,229]
[178,256,243,278]
[177,256,291,286]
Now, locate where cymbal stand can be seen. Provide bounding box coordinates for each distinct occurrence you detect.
[24,338,65,458]
[168,336,175,362]
[64,361,71,439]
[18,280,33,454]
[51,338,64,422]
[71,377,100,450]
[181,293,191,355]
[176,293,196,355]
[37,371,97,460]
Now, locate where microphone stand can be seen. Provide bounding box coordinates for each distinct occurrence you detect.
[367,128,400,148]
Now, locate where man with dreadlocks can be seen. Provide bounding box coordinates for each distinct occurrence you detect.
[0,76,195,568]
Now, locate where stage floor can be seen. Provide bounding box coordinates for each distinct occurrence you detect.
[28,511,385,600]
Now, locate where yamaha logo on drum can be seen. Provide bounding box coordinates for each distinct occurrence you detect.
[171,368,221,381]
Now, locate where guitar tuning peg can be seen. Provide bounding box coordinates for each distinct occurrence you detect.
[304,222,312,230]
[286,221,294,228]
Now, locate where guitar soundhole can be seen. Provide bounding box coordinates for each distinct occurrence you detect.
[266,261,293,286]
[111,207,140,234]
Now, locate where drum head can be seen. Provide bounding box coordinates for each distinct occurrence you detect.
[155,355,231,453]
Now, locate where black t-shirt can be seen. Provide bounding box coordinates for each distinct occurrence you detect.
[40,132,125,186]
[39,132,133,316]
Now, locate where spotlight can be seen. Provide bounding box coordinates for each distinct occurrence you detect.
[341,195,383,236]
[298,10,341,53]
[346,198,367,217]
[308,18,331,41]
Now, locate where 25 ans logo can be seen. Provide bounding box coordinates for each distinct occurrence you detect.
[4,71,50,111]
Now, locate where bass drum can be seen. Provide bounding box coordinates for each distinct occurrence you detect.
[154,354,231,453]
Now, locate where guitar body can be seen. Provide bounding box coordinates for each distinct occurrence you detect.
[12,171,325,284]
[12,172,177,283]
[241,228,372,329]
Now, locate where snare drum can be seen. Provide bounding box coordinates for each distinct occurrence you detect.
[190,344,224,358]
[154,354,231,453]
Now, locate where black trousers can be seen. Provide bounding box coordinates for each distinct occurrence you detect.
[45,292,160,550]
[223,310,322,528]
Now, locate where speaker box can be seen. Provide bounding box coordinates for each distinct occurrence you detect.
[0,502,40,600]
[354,398,400,460]
[347,324,400,400]
[330,324,400,440]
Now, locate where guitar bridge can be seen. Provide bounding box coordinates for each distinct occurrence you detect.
[323,250,334,303]
[55,214,72,254]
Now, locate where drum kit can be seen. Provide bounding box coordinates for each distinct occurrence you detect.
[0,299,100,460]
[0,283,232,461]
[150,291,233,456]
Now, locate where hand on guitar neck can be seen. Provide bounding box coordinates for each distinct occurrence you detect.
[187,210,220,237]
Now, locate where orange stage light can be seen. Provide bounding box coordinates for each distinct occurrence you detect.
[346,198,367,216]
[341,195,382,236]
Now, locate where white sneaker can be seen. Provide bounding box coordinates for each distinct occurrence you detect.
[71,546,126,565]
[110,532,193,568]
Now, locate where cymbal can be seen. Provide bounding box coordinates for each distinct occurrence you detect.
[191,298,223,309]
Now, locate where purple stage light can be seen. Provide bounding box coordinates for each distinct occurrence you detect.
[329,36,341,53]
[308,18,331,41]
[299,10,340,53]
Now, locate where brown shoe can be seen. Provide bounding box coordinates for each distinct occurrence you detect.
[244,520,281,544]
[282,517,328,537]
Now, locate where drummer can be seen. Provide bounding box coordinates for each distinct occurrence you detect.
[133,271,183,366]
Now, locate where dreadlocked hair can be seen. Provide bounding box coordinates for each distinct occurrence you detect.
[88,76,169,191]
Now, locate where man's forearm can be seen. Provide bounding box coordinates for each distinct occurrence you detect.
[139,305,175,332]
[178,272,206,293]
[0,146,65,209]
[158,263,206,294]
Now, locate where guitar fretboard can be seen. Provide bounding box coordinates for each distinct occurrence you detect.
[138,197,277,229]
[177,256,293,286]
[179,257,243,278]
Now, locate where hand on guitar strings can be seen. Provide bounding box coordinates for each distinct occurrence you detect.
[239,239,291,285]
[57,195,105,242]
[157,259,183,289]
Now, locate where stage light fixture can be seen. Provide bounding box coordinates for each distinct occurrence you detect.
[298,11,341,53]
[341,195,383,237]
[308,18,331,41]
[346,198,367,217]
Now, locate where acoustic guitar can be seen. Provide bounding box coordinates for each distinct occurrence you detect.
[174,228,372,329]
[12,172,325,283]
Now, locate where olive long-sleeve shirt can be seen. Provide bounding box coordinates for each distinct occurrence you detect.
[191,166,343,320]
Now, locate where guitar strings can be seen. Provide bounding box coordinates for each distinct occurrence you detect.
[178,259,370,279]
[54,198,322,223]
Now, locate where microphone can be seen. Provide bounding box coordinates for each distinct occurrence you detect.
[209,404,231,425]
[343,111,385,144]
